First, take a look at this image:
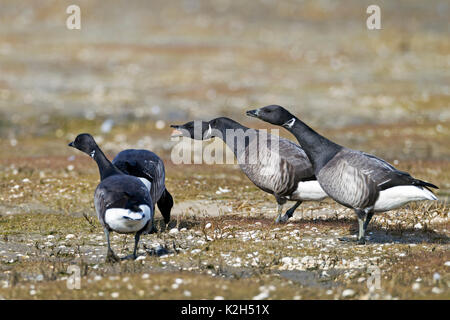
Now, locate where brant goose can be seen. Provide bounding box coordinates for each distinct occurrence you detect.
[247,105,439,243]
[170,118,327,222]
[112,149,173,225]
[68,134,154,261]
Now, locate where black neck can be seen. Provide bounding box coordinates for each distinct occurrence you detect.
[286,117,343,172]
[213,120,254,158]
[92,146,123,181]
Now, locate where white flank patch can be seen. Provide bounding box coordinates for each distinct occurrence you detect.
[138,177,151,192]
[290,180,328,201]
[374,185,438,212]
[105,204,151,233]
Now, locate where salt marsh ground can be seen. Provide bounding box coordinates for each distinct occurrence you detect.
[0,0,449,299]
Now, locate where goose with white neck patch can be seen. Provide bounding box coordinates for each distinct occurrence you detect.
[68,133,154,262]
[170,117,328,222]
[247,105,439,244]
[112,149,173,225]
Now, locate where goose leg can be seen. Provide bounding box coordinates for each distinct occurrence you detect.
[357,208,374,244]
[122,231,143,260]
[275,203,284,223]
[363,211,374,231]
[279,201,302,223]
[339,209,367,244]
[104,228,120,263]
[357,216,365,244]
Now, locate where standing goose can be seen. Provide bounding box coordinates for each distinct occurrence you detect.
[247,105,439,244]
[170,117,328,222]
[68,134,154,261]
[112,149,173,225]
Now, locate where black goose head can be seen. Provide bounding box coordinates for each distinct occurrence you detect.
[170,120,210,140]
[246,105,295,128]
[68,133,98,157]
[208,117,235,132]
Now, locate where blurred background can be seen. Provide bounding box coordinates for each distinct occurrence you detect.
[0,0,448,162]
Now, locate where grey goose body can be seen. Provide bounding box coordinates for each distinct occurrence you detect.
[247,105,438,244]
[171,117,327,222]
[69,134,154,262]
[113,149,173,224]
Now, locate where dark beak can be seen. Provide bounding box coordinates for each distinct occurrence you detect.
[68,141,74,147]
[246,109,259,118]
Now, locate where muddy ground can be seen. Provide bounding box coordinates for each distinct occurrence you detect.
[0,0,449,299]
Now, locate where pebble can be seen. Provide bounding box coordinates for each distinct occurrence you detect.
[252,291,269,300]
[184,290,192,297]
[414,223,423,230]
[65,234,75,239]
[433,272,441,282]
[431,287,443,294]
[169,228,179,235]
[342,289,356,298]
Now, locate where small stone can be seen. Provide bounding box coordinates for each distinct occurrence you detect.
[433,273,441,283]
[252,292,269,300]
[65,234,75,239]
[431,287,443,294]
[169,228,179,234]
[156,120,166,130]
[214,296,224,300]
[414,223,423,230]
[412,283,420,291]
[111,292,119,298]
[342,289,356,298]
[183,290,192,297]
[445,261,450,267]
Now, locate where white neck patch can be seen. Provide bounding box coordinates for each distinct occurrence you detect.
[283,118,296,128]
[205,124,212,139]
[90,150,96,158]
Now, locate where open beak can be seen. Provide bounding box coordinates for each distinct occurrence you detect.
[246,109,259,118]
[170,125,184,138]
[68,141,74,147]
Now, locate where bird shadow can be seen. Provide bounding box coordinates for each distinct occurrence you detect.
[289,218,449,245]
